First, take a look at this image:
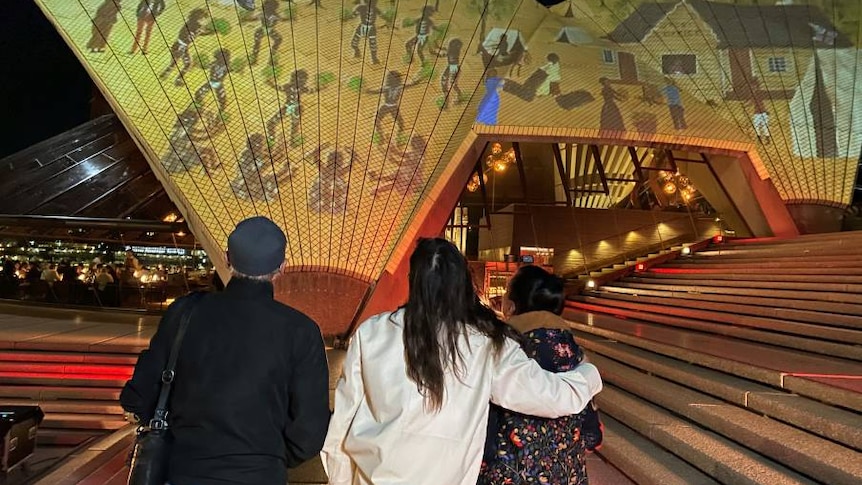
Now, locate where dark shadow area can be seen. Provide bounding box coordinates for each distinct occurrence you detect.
[0,1,93,159]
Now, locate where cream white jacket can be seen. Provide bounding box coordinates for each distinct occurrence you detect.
[321,309,603,485]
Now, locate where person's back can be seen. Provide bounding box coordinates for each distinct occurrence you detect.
[95,269,113,291]
[121,217,330,485]
[167,281,328,484]
[480,322,599,485]
[323,239,602,485]
[479,265,603,485]
[41,265,60,284]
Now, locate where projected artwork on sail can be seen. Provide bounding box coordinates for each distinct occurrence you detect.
[34,0,862,279]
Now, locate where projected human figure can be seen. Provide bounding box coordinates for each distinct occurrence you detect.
[599,77,626,132]
[130,0,165,55]
[366,71,421,138]
[87,0,122,53]
[159,8,210,86]
[439,38,463,110]
[370,134,427,197]
[404,6,436,64]
[231,134,280,202]
[193,48,231,112]
[247,0,284,66]
[162,107,218,173]
[306,145,359,215]
[350,0,381,64]
[267,69,313,147]
[476,68,505,125]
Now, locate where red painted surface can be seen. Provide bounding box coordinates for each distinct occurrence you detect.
[0,370,130,381]
[274,271,371,336]
[737,154,800,237]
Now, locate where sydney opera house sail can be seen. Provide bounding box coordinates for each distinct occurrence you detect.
[34,0,862,279]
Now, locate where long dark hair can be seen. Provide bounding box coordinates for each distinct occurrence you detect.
[402,238,513,411]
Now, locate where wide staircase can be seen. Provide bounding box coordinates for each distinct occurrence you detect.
[0,305,148,484]
[567,231,862,484]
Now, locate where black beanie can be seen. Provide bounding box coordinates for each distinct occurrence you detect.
[227,216,286,276]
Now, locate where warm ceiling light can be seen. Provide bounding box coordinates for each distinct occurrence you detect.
[586,279,596,289]
[663,182,677,194]
[176,231,186,237]
[163,213,178,223]
[486,144,516,172]
[466,172,488,192]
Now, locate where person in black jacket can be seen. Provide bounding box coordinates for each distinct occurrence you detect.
[120,216,330,485]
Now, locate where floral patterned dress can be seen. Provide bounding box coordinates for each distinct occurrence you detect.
[477,327,601,485]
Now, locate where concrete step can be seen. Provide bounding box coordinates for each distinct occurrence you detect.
[642,270,862,284]
[567,299,862,361]
[695,246,862,259]
[37,429,104,446]
[563,308,862,413]
[622,276,862,298]
[0,397,124,415]
[614,279,862,305]
[586,290,862,330]
[0,372,128,388]
[43,412,127,430]
[583,454,636,485]
[0,384,121,401]
[687,253,862,264]
[576,334,862,451]
[722,231,862,247]
[572,294,862,344]
[716,237,862,252]
[659,262,862,273]
[593,356,862,484]
[598,284,862,317]
[597,386,819,485]
[0,350,137,366]
[597,415,719,485]
[0,362,133,377]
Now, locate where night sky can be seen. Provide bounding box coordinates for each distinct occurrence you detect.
[0,0,93,159]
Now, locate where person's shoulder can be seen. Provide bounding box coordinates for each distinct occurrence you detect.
[267,300,321,334]
[352,309,401,338]
[166,290,209,312]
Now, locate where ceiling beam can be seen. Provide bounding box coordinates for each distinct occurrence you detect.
[0,214,185,232]
[512,142,530,203]
[627,146,646,182]
[475,149,492,229]
[666,149,679,172]
[589,145,611,195]
[701,153,754,236]
[551,144,572,207]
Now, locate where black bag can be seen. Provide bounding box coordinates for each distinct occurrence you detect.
[127,301,198,485]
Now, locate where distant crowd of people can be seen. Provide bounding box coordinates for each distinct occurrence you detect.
[0,250,189,307]
[121,217,603,485]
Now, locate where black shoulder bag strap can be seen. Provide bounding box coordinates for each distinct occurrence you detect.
[149,300,197,430]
